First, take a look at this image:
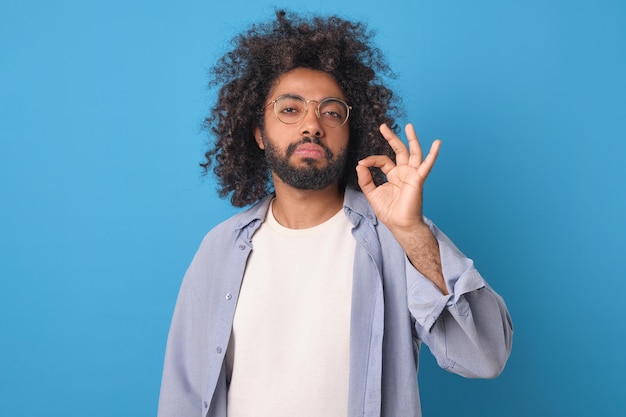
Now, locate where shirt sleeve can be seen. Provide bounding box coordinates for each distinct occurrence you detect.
[158,264,207,417]
[406,219,513,378]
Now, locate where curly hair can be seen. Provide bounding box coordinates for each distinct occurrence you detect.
[201,9,400,207]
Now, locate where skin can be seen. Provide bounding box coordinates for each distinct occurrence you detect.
[254,67,448,294]
[253,68,350,229]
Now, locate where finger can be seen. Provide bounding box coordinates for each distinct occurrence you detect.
[356,164,376,195]
[405,123,424,167]
[379,123,409,166]
[416,139,442,180]
[358,155,396,175]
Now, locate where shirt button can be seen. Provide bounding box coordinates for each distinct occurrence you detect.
[225,293,232,300]
[238,244,246,250]
[216,347,223,354]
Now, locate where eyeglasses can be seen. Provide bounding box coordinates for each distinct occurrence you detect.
[263,95,352,128]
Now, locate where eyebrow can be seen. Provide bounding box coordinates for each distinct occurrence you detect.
[274,93,347,102]
[279,94,305,100]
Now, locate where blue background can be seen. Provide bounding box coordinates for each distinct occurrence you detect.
[1,0,624,416]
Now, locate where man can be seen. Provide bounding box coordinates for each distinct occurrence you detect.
[158,10,512,417]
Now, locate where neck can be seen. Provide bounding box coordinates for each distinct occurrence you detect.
[271,179,344,229]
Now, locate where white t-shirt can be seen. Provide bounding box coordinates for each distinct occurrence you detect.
[226,203,355,417]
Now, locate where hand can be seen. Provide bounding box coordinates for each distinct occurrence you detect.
[356,123,441,234]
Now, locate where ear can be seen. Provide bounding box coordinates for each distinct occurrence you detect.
[253,125,265,150]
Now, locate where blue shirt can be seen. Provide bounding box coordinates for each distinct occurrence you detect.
[158,188,513,417]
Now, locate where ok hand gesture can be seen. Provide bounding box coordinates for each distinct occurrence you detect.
[356,123,441,234]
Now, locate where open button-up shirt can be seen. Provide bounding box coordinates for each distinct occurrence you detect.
[158,188,513,417]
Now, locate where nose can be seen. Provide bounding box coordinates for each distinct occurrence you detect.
[300,105,324,137]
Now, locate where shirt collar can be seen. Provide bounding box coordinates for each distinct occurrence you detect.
[234,187,377,233]
[343,187,378,227]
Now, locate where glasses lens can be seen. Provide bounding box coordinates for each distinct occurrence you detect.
[272,96,350,127]
[318,98,349,127]
[274,96,306,124]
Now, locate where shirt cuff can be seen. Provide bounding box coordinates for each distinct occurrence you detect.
[406,219,486,330]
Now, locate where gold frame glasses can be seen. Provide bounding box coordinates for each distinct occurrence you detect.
[263,95,352,128]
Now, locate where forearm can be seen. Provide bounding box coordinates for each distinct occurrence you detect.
[394,222,448,295]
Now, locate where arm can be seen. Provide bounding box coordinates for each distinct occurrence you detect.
[356,123,446,293]
[158,270,206,417]
[407,219,513,378]
[357,123,512,377]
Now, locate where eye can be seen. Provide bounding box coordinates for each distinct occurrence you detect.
[276,96,305,116]
[322,109,342,118]
[320,99,347,119]
[281,106,300,114]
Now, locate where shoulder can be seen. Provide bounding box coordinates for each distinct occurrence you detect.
[180,196,273,287]
[198,196,273,249]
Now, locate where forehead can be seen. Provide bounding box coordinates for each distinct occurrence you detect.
[268,67,346,101]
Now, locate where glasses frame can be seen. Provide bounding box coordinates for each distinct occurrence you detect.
[263,94,352,128]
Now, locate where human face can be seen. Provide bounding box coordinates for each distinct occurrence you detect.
[254,67,350,190]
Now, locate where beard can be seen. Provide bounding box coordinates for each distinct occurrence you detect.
[262,132,348,191]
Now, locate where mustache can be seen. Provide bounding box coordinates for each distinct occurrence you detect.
[285,137,334,159]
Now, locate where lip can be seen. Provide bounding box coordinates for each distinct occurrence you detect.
[291,143,328,159]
